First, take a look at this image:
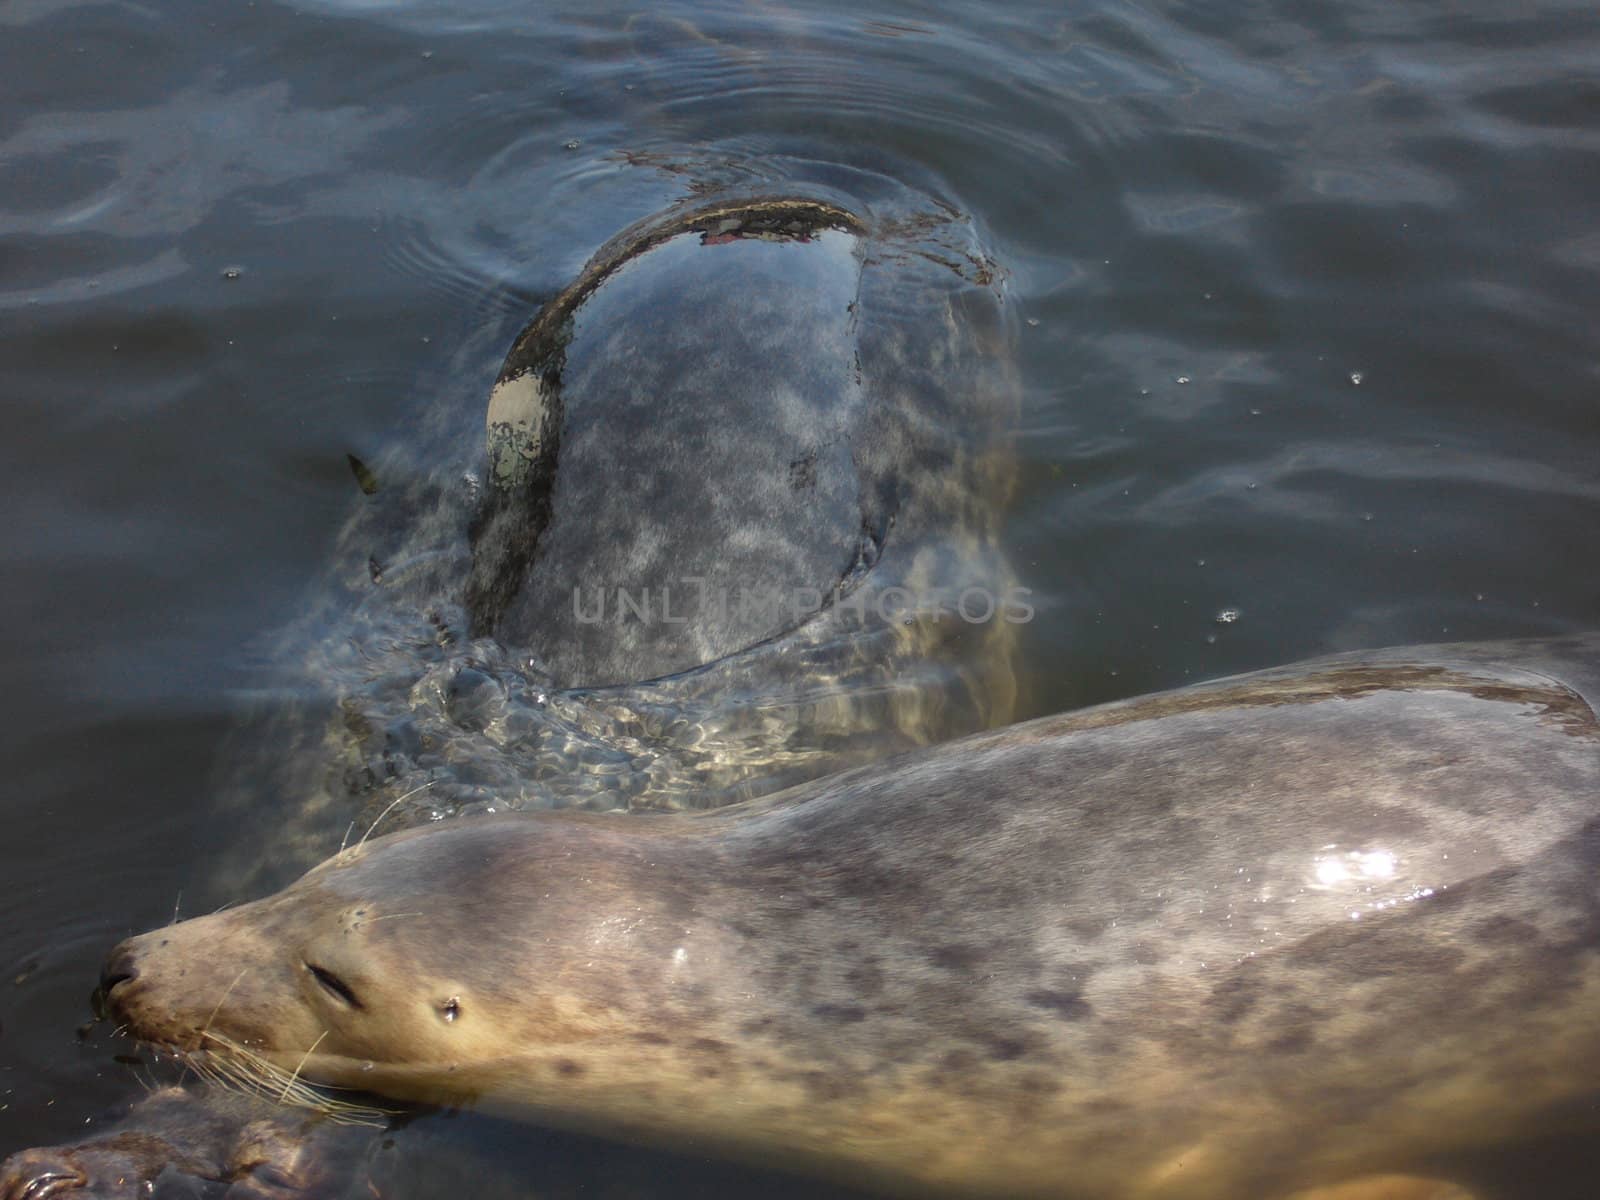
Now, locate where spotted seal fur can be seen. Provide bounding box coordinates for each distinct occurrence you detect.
[92,635,1600,1200]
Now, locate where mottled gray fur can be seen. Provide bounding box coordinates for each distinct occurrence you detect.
[98,636,1600,1200]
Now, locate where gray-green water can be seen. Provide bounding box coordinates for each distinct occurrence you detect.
[2,0,1598,1196]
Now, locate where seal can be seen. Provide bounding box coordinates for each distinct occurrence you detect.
[207,182,1019,897]
[94,636,1600,1200]
[0,1087,370,1200]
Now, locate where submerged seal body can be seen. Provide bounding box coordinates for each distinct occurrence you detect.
[469,196,993,688]
[212,185,1018,895]
[100,636,1600,1200]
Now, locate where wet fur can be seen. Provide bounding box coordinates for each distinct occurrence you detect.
[103,637,1600,1199]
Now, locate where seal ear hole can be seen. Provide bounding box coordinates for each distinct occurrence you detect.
[439,997,462,1024]
[305,962,362,1010]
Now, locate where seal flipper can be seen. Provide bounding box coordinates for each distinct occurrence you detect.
[0,1088,373,1200]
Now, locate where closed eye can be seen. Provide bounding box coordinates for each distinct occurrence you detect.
[305,962,362,1009]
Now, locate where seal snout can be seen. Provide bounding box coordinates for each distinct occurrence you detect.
[97,942,141,1017]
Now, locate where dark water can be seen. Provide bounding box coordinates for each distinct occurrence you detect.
[2,0,1598,1195]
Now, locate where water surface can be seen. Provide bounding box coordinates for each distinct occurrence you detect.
[2,0,1597,1195]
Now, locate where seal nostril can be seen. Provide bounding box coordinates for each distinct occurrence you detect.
[99,952,139,997]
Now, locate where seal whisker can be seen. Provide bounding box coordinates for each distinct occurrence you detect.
[199,967,250,1046]
[188,1055,223,1092]
[279,1031,330,1104]
[195,1031,394,1126]
[356,780,436,850]
[174,1045,200,1091]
